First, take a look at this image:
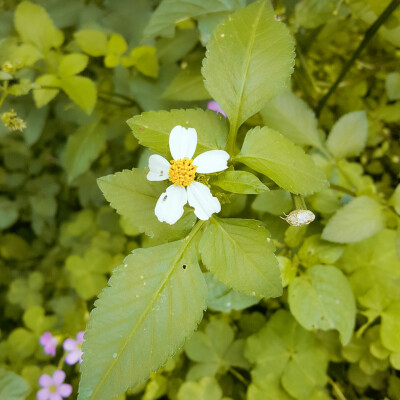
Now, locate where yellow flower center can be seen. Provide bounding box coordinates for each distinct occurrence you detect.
[169,157,197,187]
[49,385,57,393]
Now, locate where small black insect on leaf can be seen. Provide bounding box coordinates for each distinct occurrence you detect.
[182,264,187,270]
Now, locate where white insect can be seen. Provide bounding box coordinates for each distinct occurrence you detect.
[282,210,315,226]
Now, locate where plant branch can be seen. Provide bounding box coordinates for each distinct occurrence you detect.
[329,183,356,197]
[328,376,347,400]
[316,0,400,116]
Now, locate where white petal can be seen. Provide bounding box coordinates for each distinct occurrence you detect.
[169,126,197,160]
[193,150,230,173]
[155,185,188,225]
[187,181,221,221]
[147,154,170,181]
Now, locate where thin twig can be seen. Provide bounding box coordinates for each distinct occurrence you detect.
[316,0,400,116]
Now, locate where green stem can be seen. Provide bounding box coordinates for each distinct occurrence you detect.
[226,121,238,156]
[316,0,400,116]
[0,80,9,108]
[327,376,347,400]
[329,183,356,197]
[57,353,66,369]
[291,194,307,210]
[229,367,249,385]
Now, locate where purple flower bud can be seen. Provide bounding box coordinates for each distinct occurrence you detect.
[207,100,227,118]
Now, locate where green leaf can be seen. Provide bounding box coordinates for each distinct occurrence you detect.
[326,111,368,159]
[78,239,207,400]
[322,196,385,243]
[97,169,196,239]
[390,183,400,215]
[64,120,106,183]
[14,1,64,52]
[22,305,56,334]
[247,373,293,400]
[236,126,328,195]
[177,377,222,400]
[246,310,328,400]
[211,171,268,194]
[0,197,18,230]
[381,302,400,352]
[33,74,60,108]
[386,72,400,101]
[106,33,127,56]
[127,109,228,156]
[202,1,295,130]
[252,189,292,215]
[289,265,356,345]
[199,217,282,298]
[260,90,323,149]
[121,46,159,78]
[58,53,89,78]
[143,0,245,39]
[60,75,97,114]
[0,369,31,400]
[74,29,108,57]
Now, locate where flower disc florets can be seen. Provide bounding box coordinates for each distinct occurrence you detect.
[169,157,197,187]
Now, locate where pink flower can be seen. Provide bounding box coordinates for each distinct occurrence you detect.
[207,100,227,118]
[40,332,59,357]
[37,370,72,400]
[63,331,84,365]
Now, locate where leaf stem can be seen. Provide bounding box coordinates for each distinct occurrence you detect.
[316,0,400,116]
[229,367,249,385]
[327,376,348,400]
[0,80,9,108]
[226,122,238,156]
[291,194,307,210]
[329,183,356,197]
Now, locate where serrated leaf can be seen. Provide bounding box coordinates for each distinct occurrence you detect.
[0,368,31,400]
[322,196,384,243]
[202,1,295,131]
[260,90,323,149]
[143,0,245,39]
[64,120,106,183]
[289,265,356,345]
[211,171,268,194]
[199,217,282,298]
[326,111,368,159]
[78,239,207,400]
[127,109,228,156]
[14,1,64,52]
[246,310,328,400]
[97,169,196,239]
[58,53,89,78]
[74,29,108,57]
[60,75,97,114]
[236,126,328,195]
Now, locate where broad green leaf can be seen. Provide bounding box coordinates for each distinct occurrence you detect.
[246,310,328,400]
[386,72,400,100]
[0,197,18,230]
[33,74,60,108]
[326,111,368,159]
[22,305,56,334]
[260,91,323,149]
[381,302,400,352]
[127,109,228,156]
[74,29,108,56]
[204,273,259,312]
[121,46,159,78]
[322,196,385,243]
[162,64,208,100]
[143,0,245,39]
[199,217,282,298]
[107,33,127,56]
[14,1,64,52]
[177,377,222,400]
[211,171,268,194]
[58,53,89,78]
[236,127,328,195]
[247,374,293,400]
[7,328,37,361]
[289,265,356,345]
[202,1,295,131]
[0,369,31,400]
[78,239,207,400]
[60,75,97,114]
[252,189,292,215]
[97,169,196,239]
[64,120,106,183]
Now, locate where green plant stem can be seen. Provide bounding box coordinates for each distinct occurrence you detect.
[328,376,347,400]
[226,122,238,156]
[0,80,9,108]
[291,194,307,210]
[229,367,249,385]
[316,0,400,116]
[330,183,356,197]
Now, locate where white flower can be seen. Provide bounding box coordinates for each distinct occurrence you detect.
[147,125,230,225]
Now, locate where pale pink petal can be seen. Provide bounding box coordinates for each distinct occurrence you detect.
[40,332,52,346]
[37,388,50,400]
[207,100,227,118]
[147,154,170,181]
[49,394,62,400]
[193,150,230,173]
[65,350,82,365]
[187,181,221,220]
[63,339,76,352]
[39,374,52,388]
[52,370,65,386]
[76,331,85,343]
[58,384,72,397]
[169,126,197,160]
[154,185,187,225]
